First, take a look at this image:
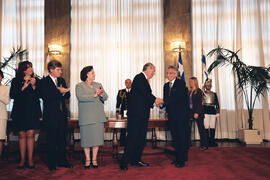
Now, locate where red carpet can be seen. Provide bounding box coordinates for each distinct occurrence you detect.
[1,146,270,180]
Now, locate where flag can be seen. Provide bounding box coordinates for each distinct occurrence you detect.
[177,51,185,80]
[201,54,208,81]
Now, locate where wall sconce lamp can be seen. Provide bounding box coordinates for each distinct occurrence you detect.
[171,41,186,52]
[48,44,63,55]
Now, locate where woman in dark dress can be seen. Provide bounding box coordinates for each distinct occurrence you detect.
[10,61,41,169]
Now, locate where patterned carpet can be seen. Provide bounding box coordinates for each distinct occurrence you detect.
[0,145,270,180]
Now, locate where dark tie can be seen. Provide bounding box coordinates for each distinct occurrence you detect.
[55,78,58,87]
[169,82,172,96]
[56,78,63,111]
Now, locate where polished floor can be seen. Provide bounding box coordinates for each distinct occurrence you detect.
[1,141,270,180]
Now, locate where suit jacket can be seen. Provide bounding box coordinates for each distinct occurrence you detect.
[41,76,70,123]
[76,81,108,126]
[116,89,130,116]
[189,88,204,116]
[128,73,156,118]
[163,78,189,124]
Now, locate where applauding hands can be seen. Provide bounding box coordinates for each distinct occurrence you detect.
[58,85,70,94]
[94,88,103,98]
[22,76,37,91]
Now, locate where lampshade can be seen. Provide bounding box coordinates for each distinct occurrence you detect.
[171,41,186,52]
[48,44,63,55]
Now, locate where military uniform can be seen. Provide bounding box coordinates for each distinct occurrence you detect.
[203,80,220,147]
[116,88,130,146]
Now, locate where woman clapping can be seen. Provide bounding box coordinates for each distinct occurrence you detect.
[76,66,108,169]
[10,61,41,169]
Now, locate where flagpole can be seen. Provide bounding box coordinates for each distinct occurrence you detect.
[201,49,204,84]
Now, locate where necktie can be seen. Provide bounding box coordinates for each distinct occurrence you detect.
[55,78,58,87]
[55,78,63,110]
[169,82,172,96]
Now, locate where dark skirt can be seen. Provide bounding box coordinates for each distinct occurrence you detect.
[11,99,41,131]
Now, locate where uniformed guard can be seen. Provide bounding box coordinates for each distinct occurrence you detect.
[203,79,220,147]
[116,79,132,146]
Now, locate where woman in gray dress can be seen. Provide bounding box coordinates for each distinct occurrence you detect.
[76,66,108,169]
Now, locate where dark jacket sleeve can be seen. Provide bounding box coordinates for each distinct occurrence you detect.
[163,83,167,106]
[40,77,63,102]
[59,77,70,99]
[10,78,23,99]
[165,80,187,105]
[33,77,42,99]
[134,74,156,106]
[116,90,121,113]
[192,89,204,115]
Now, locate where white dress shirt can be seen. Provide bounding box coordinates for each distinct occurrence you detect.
[169,78,176,87]
[49,74,58,87]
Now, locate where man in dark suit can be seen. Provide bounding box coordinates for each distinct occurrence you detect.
[163,66,189,168]
[41,60,72,171]
[120,63,163,170]
[116,79,132,146]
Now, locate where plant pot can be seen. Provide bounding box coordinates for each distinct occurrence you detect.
[238,129,263,144]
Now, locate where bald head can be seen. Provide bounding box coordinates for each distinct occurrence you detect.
[143,62,156,79]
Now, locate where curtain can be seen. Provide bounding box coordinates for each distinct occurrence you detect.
[70,0,164,121]
[0,0,44,79]
[192,0,270,140]
[0,0,44,114]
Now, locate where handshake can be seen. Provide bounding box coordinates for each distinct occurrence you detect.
[155,98,163,107]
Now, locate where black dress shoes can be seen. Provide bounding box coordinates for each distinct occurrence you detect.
[91,160,98,168]
[120,163,128,170]
[84,160,91,169]
[131,161,149,167]
[174,162,185,168]
[58,163,73,168]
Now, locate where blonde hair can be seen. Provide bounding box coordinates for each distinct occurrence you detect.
[189,77,199,92]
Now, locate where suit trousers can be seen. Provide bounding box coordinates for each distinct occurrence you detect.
[168,116,189,162]
[195,117,208,147]
[122,116,148,163]
[46,112,68,167]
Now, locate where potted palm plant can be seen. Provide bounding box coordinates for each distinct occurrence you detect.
[0,47,28,85]
[207,46,270,144]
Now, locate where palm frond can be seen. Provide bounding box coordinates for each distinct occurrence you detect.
[0,46,28,85]
[207,46,270,129]
[0,46,28,70]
